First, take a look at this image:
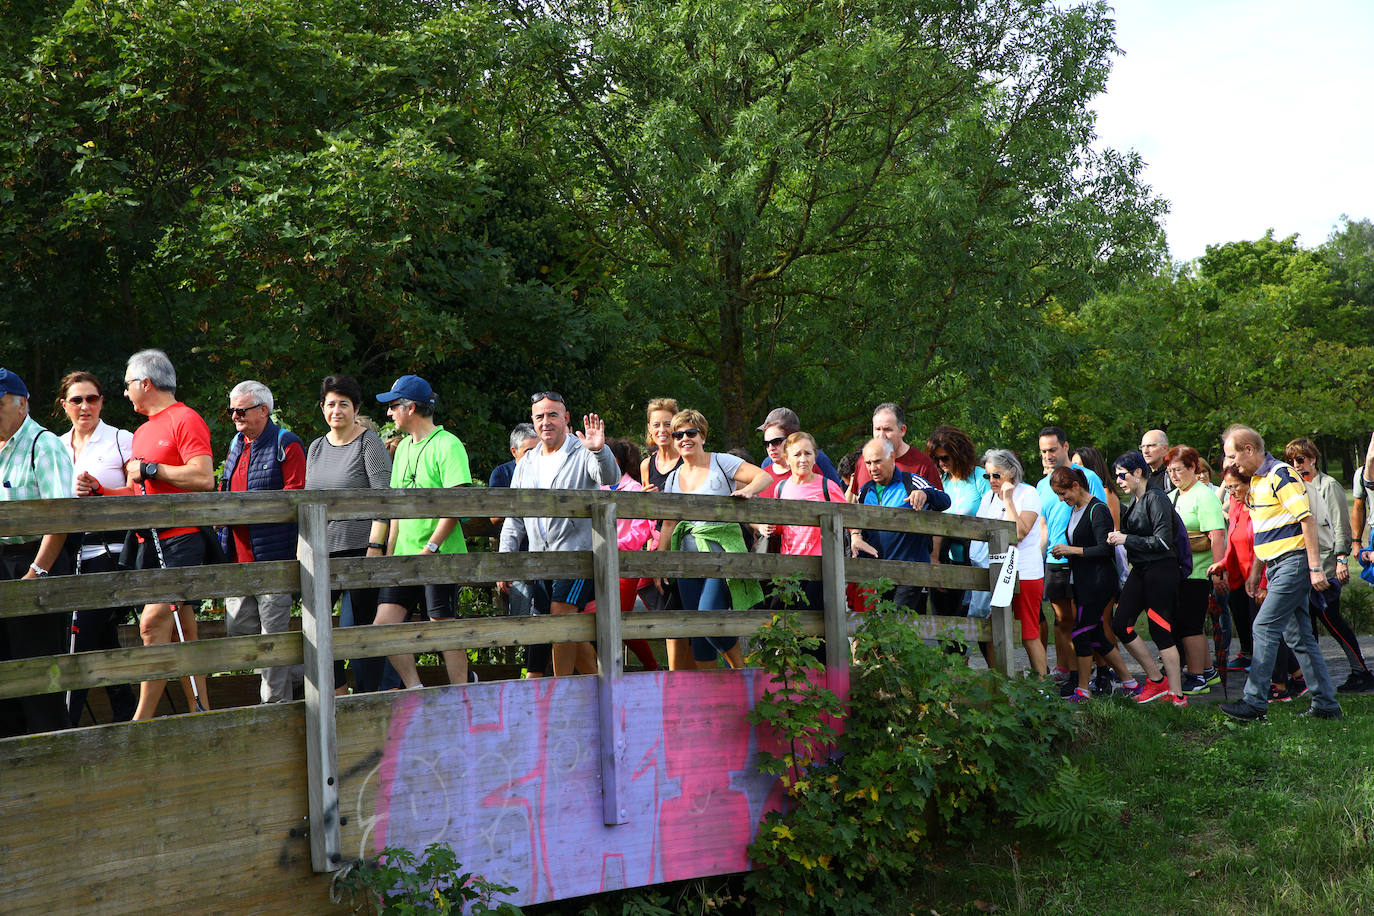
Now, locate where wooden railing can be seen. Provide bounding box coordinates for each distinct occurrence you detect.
[0,488,1016,878]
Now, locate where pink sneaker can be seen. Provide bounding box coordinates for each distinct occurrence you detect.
[1135,679,1170,704]
[1170,692,1188,708]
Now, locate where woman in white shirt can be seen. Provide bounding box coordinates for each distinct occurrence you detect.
[975,448,1047,675]
[58,371,137,724]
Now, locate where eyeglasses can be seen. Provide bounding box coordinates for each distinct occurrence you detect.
[1140,442,1163,449]
[1290,455,1312,464]
[65,394,101,406]
[763,436,786,448]
[529,391,564,404]
[228,404,264,418]
[933,453,951,464]
[672,428,701,440]
[124,378,144,389]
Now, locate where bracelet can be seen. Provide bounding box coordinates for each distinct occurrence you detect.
[29,563,48,577]
[367,541,385,550]
[1309,566,1324,573]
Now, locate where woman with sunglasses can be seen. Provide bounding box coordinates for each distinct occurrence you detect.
[58,371,138,724]
[974,449,1048,674]
[1107,451,1185,706]
[657,409,772,670]
[1047,465,1134,701]
[926,425,988,614]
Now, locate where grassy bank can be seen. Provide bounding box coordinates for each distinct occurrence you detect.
[900,694,1374,916]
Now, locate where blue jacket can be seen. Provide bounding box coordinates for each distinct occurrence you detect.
[857,471,951,564]
[219,421,303,562]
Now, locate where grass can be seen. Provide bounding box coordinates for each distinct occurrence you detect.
[894,693,1374,916]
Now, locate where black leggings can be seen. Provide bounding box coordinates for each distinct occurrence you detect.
[1310,580,1370,675]
[1071,594,1112,658]
[1176,578,1209,640]
[1228,587,1254,656]
[1113,559,1180,652]
[68,548,137,724]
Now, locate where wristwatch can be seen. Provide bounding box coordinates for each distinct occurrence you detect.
[424,541,441,554]
[29,563,48,577]
[140,461,160,480]
[1337,556,1349,566]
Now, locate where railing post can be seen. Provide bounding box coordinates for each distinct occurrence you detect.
[819,512,850,696]
[590,501,627,826]
[986,525,1017,677]
[297,502,341,871]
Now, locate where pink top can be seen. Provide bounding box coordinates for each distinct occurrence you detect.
[773,475,847,556]
[604,474,657,551]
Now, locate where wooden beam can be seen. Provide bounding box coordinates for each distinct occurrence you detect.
[819,515,850,697]
[590,503,627,826]
[986,527,1016,677]
[297,503,341,873]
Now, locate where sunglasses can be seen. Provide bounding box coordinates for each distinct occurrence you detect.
[672,428,702,440]
[530,390,564,404]
[933,453,951,464]
[1114,471,1129,480]
[988,472,1005,480]
[228,404,264,418]
[763,436,786,448]
[65,394,101,406]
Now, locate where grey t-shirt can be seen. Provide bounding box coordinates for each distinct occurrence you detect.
[663,452,745,497]
[305,429,393,553]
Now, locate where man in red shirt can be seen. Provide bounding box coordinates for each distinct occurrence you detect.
[78,349,216,719]
[220,380,306,703]
[851,402,942,491]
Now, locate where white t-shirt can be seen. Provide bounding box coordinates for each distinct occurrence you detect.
[976,482,1044,579]
[663,452,746,497]
[61,420,135,559]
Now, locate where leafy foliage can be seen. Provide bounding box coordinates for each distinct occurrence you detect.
[1014,756,1122,860]
[330,842,523,915]
[743,587,1077,915]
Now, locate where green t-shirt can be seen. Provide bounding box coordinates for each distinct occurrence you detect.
[389,426,472,555]
[1171,482,1226,580]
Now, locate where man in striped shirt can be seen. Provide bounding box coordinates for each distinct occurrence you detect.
[1215,425,1340,721]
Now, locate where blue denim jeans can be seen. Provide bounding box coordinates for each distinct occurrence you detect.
[1241,551,1339,712]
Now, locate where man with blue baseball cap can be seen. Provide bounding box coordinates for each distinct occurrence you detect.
[371,374,474,687]
[0,367,76,735]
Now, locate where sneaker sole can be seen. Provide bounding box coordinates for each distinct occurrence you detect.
[1136,690,1169,705]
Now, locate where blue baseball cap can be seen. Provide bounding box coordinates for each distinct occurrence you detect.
[0,368,29,399]
[376,374,435,405]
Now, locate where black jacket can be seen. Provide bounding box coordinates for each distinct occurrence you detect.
[1065,496,1119,606]
[1122,486,1176,565]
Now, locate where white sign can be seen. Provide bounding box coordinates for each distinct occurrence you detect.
[990,545,1019,607]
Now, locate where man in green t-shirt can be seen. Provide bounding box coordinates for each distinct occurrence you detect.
[372,375,473,687]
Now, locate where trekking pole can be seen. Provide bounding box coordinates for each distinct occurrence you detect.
[65,541,84,720]
[143,482,206,713]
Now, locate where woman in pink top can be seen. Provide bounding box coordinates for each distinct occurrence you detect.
[588,438,660,670]
[761,433,846,613]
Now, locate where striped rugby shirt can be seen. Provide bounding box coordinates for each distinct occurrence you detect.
[1246,453,1311,562]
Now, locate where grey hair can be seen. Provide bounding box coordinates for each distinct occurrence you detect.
[981,448,1024,485]
[862,436,895,457]
[230,380,273,412]
[509,423,537,450]
[873,401,905,427]
[126,349,176,393]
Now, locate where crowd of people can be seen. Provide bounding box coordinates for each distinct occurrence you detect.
[1,349,1369,736]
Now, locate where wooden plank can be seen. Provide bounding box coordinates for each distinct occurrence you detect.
[819,515,849,696]
[986,527,1016,676]
[0,560,298,620]
[590,502,627,826]
[0,488,1015,543]
[844,556,989,590]
[297,503,341,873]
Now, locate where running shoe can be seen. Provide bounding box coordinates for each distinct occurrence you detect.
[1052,666,1073,686]
[1226,653,1252,671]
[1091,672,1114,697]
[1059,679,1080,699]
[1170,692,1188,708]
[1220,700,1266,722]
[1135,678,1170,704]
[1116,680,1143,700]
[1202,667,1222,687]
[1182,673,1210,696]
[1338,670,1374,693]
[1065,687,1091,704]
[1268,683,1293,703]
[1288,677,1309,699]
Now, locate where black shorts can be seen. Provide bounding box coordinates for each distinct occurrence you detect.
[135,531,206,570]
[377,583,457,620]
[1044,563,1074,602]
[533,578,594,611]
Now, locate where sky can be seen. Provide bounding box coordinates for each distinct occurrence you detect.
[1091,0,1374,263]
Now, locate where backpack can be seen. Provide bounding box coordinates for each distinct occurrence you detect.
[1167,490,1196,577]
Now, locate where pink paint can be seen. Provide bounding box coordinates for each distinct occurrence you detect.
[360,669,847,906]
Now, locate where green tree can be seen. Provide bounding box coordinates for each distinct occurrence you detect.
[498,0,1166,447]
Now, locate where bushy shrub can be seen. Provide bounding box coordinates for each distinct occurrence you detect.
[745,586,1077,915]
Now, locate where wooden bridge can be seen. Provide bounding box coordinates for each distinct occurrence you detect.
[0,489,1016,914]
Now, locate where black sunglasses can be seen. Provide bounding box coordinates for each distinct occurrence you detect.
[672,428,702,440]
[65,394,101,405]
[228,404,264,418]
[530,391,565,404]
[763,436,786,448]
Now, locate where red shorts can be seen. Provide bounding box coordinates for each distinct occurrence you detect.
[1012,577,1045,642]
